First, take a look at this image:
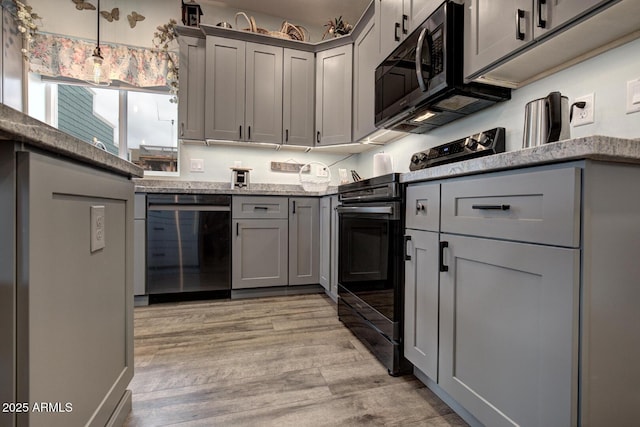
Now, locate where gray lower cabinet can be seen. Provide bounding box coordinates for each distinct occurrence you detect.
[315,44,353,146]
[133,194,146,296]
[439,234,579,427]
[319,196,331,291]
[403,229,439,381]
[329,195,340,298]
[232,219,288,289]
[177,28,206,141]
[283,49,315,147]
[289,198,320,285]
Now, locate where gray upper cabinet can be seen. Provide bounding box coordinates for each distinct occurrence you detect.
[377,0,441,60]
[205,37,283,143]
[205,36,246,141]
[177,34,206,141]
[245,43,283,143]
[289,198,320,285]
[283,49,315,146]
[463,0,534,81]
[464,0,622,85]
[315,45,353,146]
[353,14,379,141]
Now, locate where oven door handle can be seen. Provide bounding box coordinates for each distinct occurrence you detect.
[335,206,393,215]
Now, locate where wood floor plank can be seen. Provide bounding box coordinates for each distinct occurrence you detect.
[124,293,468,427]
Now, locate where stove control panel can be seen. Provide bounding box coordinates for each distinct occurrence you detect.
[409,127,505,171]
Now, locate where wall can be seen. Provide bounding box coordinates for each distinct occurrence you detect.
[1,4,23,110]
[179,143,359,186]
[356,37,640,179]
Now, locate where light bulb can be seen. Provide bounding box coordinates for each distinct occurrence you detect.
[92,57,103,84]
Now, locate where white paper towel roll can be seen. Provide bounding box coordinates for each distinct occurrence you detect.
[373,152,393,176]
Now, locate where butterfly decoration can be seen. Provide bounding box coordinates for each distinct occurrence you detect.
[100,8,120,22]
[72,0,96,10]
[127,11,145,28]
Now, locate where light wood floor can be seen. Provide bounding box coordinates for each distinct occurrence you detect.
[124,293,468,426]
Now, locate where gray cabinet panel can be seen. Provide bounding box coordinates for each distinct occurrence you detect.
[441,167,580,247]
[205,36,245,141]
[377,0,404,59]
[315,45,353,146]
[232,219,288,288]
[405,0,441,33]
[178,35,206,141]
[439,234,579,427]
[245,43,283,143]
[353,15,379,142]
[233,196,288,219]
[463,0,533,79]
[404,229,439,381]
[133,219,146,296]
[289,198,320,286]
[533,0,610,38]
[329,195,340,298]
[406,182,440,232]
[283,49,315,146]
[319,196,331,291]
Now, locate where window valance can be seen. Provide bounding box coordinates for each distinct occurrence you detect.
[29,33,178,89]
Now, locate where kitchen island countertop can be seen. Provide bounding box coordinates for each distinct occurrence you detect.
[135,179,338,196]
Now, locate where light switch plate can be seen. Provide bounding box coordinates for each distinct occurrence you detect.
[91,205,105,252]
[626,78,640,114]
[190,158,205,172]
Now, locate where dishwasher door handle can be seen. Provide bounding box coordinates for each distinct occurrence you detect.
[148,205,231,212]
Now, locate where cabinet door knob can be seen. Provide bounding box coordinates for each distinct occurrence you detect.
[180,122,185,137]
[402,14,408,34]
[439,241,449,272]
[316,131,321,144]
[285,129,289,143]
[404,235,412,261]
[394,22,400,41]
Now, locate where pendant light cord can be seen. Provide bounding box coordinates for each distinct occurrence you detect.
[96,0,100,51]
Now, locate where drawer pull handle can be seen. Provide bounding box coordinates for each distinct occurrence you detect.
[254,206,269,210]
[515,9,525,40]
[404,235,412,261]
[472,204,511,211]
[439,241,449,272]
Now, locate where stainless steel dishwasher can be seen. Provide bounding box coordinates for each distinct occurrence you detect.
[146,194,231,298]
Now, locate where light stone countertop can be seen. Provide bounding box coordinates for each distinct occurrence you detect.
[135,179,338,197]
[401,135,640,184]
[0,104,144,178]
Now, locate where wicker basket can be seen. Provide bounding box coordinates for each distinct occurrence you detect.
[299,162,331,192]
[235,12,269,35]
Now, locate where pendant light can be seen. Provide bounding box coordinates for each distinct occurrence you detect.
[84,0,111,85]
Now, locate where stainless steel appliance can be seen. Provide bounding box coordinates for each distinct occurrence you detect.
[337,174,411,375]
[523,91,570,148]
[409,127,505,170]
[375,1,511,134]
[146,194,231,299]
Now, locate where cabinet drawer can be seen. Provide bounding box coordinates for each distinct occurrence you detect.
[441,167,580,247]
[233,196,288,219]
[406,182,440,232]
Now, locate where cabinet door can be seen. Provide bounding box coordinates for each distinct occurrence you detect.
[319,196,331,291]
[439,234,579,427]
[534,0,611,38]
[404,0,441,33]
[205,36,245,141]
[178,35,205,141]
[289,198,320,286]
[245,43,283,143]
[404,229,440,381]
[232,219,288,288]
[464,0,533,79]
[283,49,315,146]
[376,0,405,59]
[329,195,340,298]
[353,15,379,141]
[315,45,353,146]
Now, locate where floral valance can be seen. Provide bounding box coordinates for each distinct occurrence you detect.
[29,33,178,89]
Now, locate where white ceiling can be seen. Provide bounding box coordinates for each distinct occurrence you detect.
[201,0,372,29]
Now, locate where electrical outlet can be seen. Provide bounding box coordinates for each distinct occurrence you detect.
[90,205,105,252]
[572,93,595,126]
[316,167,329,178]
[626,78,640,114]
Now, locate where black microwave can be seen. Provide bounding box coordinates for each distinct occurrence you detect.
[374,1,511,133]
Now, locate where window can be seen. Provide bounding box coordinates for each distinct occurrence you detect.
[28,74,179,176]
